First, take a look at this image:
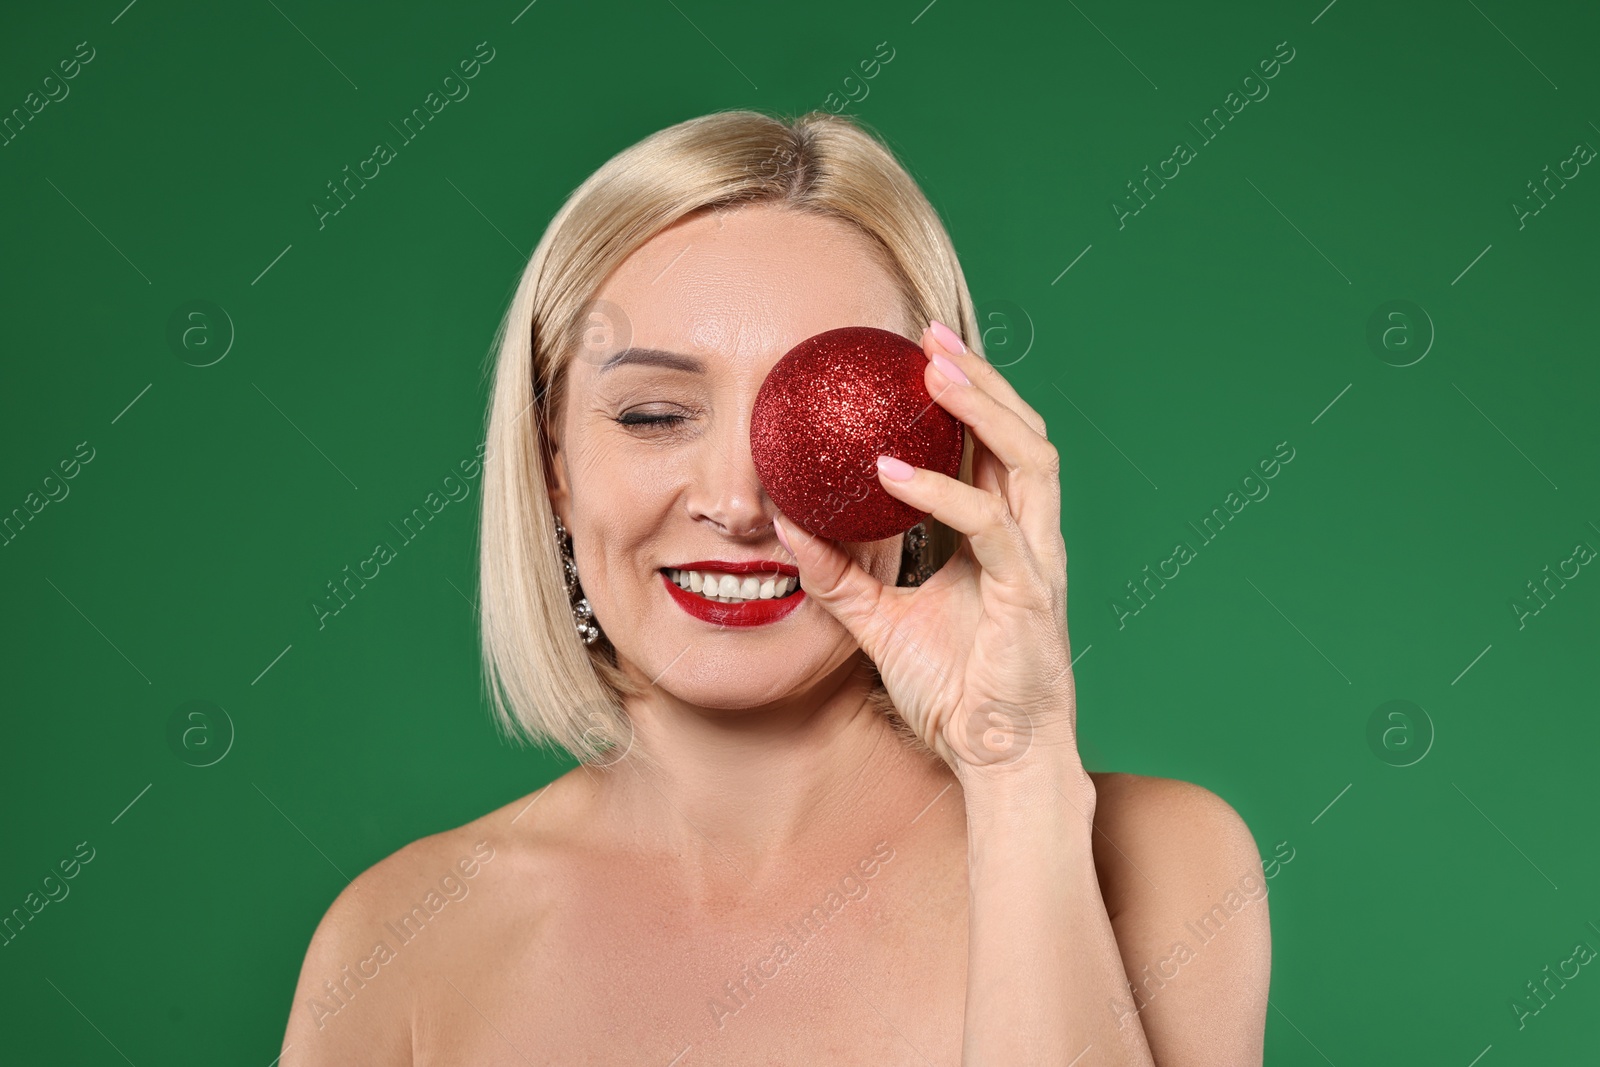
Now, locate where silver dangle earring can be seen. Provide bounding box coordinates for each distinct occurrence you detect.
[899,521,933,587]
[554,514,601,645]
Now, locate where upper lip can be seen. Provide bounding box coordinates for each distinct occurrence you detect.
[665,559,799,577]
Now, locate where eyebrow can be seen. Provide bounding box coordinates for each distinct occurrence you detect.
[597,348,707,375]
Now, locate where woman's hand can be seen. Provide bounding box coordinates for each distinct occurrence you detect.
[774,320,1087,794]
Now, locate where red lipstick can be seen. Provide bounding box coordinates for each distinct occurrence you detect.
[659,563,805,627]
[670,560,798,576]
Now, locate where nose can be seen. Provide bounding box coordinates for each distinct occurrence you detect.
[686,420,776,539]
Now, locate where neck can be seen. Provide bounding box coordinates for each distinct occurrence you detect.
[588,654,955,896]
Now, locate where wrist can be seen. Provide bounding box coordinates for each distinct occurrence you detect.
[955,744,1097,826]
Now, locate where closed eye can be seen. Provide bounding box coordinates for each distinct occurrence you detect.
[616,412,688,429]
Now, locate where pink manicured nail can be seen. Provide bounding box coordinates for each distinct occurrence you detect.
[773,517,794,555]
[928,319,966,354]
[930,352,969,386]
[877,454,916,481]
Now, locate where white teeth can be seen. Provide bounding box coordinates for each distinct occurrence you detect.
[667,568,800,603]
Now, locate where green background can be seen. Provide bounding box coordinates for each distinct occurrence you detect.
[2,0,1596,1061]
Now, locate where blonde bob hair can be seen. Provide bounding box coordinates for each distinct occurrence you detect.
[477,108,984,768]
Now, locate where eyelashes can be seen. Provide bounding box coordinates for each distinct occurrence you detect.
[614,411,692,434]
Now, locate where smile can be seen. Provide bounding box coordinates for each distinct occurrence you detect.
[658,561,805,626]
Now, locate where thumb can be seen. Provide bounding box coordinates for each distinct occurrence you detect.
[773,513,891,659]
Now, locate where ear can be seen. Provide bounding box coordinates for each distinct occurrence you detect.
[545,447,571,529]
[542,423,571,529]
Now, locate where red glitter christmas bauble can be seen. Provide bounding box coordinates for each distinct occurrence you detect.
[751,326,965,542]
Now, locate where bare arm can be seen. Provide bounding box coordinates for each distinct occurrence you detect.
[1094,773,1272,1065]
[279,877,413,1066]
[958,755,1271,1065]
[958,751,1156,1065]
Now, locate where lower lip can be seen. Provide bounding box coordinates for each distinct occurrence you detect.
[660,571,806,626]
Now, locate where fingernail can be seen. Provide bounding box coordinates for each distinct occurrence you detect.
[928,319,966,355]
[930,352,969,386]
[773,517,794,555]
[877,454,916,481]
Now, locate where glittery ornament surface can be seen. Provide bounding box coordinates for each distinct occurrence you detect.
[751,326,965,542]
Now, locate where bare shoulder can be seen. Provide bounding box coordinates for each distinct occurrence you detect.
[278,774,582,1065]
[1085,771,1265,922]
[1086,771,1271,1065]
[1088,772,1260,881]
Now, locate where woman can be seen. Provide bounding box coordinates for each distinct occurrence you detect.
[281,109,1271,1065]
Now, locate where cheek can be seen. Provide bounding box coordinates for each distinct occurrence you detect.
[566,441,683,586]
[568,434,677,508]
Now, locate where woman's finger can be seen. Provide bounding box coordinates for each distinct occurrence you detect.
[772,513,904,668]
[924,322,1049,440]
[874,458,1044,600]
[921,357,1064,568]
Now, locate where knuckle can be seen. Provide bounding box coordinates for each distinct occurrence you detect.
[972,357,1011,393]
[984,492,1012,529]
[1037,439,1062,478]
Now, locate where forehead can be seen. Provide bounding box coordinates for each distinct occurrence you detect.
[591,204,914,368]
